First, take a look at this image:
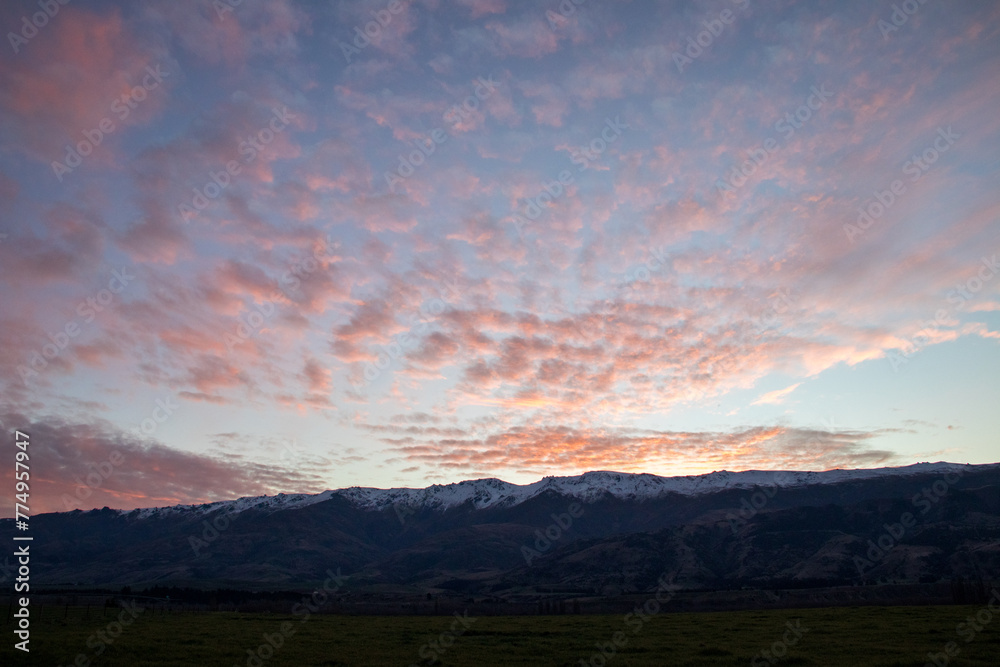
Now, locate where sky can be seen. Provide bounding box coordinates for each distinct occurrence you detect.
[0,0,998,515]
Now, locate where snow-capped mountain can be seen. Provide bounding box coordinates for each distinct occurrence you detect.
[115,461,986,520]
[15,461,999,592]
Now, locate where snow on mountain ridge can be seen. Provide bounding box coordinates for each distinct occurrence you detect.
[106,461,987,520]
[118,490,336,521]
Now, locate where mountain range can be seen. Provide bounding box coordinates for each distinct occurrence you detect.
[118,462,979,518]
[6,462,999,605]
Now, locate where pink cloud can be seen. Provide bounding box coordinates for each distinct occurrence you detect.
[455,0,507,19]
[485,17,559,58]
[0,7,173,161]
[0,412,331,515]
[518,81,569,127]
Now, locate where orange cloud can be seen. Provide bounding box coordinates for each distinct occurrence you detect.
[367,422,901,479]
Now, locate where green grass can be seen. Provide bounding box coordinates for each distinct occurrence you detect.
[2,604,999,666]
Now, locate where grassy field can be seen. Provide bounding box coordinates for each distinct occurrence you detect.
[2,604,999,666]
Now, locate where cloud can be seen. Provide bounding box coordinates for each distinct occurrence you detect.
[365,421,902,478]
[301,356,332,393]
[0,6,172,160]
[968,301,1000,313]
[455,0,507,19]
[0,411,332,516]
[751,382,802,406]
[484,16,559,58]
